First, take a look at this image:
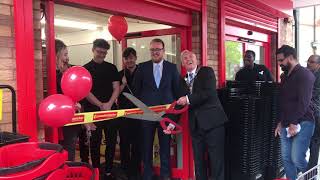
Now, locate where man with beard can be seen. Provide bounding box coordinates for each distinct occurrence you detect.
[235,50,273,81]
[133,38,180,180]
[307,55,320,170]
[274,45,315,180]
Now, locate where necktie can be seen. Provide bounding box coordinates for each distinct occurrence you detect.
[154,64,161,88]
[189,72,194,84]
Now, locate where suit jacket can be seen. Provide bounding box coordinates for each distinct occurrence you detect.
[184,66,228,131]
[133,60,180,106]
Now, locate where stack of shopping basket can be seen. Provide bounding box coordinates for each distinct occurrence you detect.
[220,81,284,180]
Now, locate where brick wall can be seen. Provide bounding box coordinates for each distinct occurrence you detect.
[207,0,219,82]
[0,0,43,134]
[0,0,16,131]
[33,0,44,140]
[192,0,219,84]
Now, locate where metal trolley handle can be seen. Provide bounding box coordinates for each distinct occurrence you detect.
[0,85,16,133]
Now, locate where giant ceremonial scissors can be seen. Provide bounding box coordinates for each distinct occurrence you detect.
[123,92,188,134]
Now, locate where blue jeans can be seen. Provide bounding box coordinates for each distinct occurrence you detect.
[280,120,315,180]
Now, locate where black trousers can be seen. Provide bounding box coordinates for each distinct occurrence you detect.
[80,121,118,174]
[141,122,171,180]
[119,117,141,176]
[60,125,81,161]
[190,125,225,180]
[78,126,90,163]
[308,117,320,170]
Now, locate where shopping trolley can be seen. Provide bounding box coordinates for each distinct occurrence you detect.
[274,164,320,180]
[0,142,68,180]
[296,164,320,180]
[45,162,99,180]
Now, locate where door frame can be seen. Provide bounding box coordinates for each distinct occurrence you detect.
[219,23,272,87]
[123,27,193,179]
[224,35,270,81]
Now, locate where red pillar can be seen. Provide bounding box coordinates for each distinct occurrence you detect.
[44,0,59,143]
[13,0,38,141]
[218,0,226,87]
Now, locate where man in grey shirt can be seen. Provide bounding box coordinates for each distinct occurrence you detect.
[307,54,320,170]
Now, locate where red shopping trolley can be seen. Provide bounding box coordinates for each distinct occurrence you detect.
[0,142,67,180]
[0,142,99,180]
[45,162,99,180]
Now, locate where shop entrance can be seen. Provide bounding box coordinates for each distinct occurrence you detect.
[225,36,269,80]
[43,2,193,179]
[224,25,271,81]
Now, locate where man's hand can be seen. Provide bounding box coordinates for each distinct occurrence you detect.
[288,124,298,137]
[100,101,112,111]
[177,96,188,106]
[163,123,175,135]
[274,122,281,137]
[122,76,127,86]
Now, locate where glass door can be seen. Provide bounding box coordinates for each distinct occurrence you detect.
[225,36,267,81]
[123,28,190,178]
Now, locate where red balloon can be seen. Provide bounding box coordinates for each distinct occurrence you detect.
[108,16,128,43]
[38,94,75,127]
[61,66,92,102]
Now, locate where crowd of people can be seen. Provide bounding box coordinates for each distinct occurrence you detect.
[55,37,320,180]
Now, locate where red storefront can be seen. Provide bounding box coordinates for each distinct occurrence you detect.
[11,0,292,179]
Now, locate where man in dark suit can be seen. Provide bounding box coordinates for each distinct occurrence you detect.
[166,50,228,180]
[133,38,180,180]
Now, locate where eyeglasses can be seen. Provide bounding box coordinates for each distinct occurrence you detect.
[150,48,164,52]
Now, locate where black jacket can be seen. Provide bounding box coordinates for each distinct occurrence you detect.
[185,67,228,130]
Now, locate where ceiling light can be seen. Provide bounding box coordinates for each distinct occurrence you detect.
[40,18,98,30]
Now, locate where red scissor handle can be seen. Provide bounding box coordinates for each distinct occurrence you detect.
[165,101,188,114]
[160,117,183,134]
